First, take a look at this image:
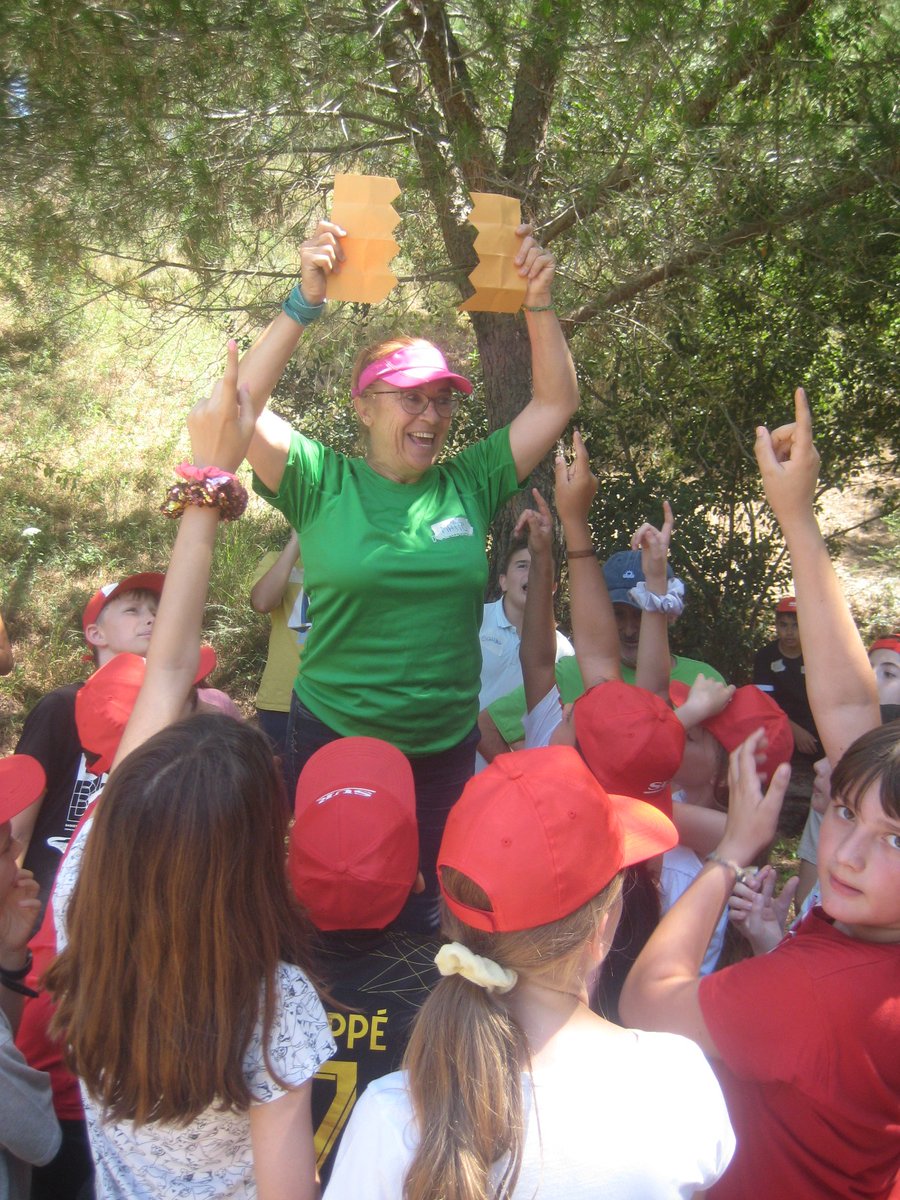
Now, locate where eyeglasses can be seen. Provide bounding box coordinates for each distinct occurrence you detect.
[368,388,460,418]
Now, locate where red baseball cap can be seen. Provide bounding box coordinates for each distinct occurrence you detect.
[438,747,677,934]
[573,681,685,818]
[670,681,793,784]
[82,573,166,637]
[352,340,473,398]
[0,755,47,824]
[869,634,900,656]
[775,596,797,613]
[289,737,419,931]
[75,645,218,776]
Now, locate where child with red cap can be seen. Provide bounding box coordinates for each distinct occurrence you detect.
[287,736,441,1186]
[621,390,900,1200]
[12,572,163,917]
[41,342,334,1199]
[324,746,734,1198]
[0,755,61,1197]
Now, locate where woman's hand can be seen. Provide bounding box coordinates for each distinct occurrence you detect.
[189,341,256,472]
[754,387,820,528]
[299,219,346,306]
[515,224,555,307]
[554,431,597,526]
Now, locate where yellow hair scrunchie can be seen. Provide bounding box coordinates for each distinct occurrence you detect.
[434,942,518,994]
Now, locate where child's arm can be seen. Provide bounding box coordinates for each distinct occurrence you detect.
[632,502,674,699]
[111,342,255,773]
[755,389,880,764]
[555,432,620,688]
[516,489,558,715]
[620,730,791,1055]
[250,1080,318,1200]
[250,531,301,614]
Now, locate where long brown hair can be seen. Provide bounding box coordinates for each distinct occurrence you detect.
[46,712,317,1126]
[402,868,623,1200]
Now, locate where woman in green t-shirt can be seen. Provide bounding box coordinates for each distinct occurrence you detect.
[229,215,579,931]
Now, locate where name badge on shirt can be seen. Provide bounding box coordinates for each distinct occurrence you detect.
[431,516,474,541]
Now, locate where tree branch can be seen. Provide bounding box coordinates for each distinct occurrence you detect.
[501,0,583,199]
[542,0,818,243]
[399,0,500,188]
[683,0,816,127]
[563,150,900,328]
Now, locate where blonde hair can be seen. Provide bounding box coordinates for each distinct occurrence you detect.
[350,335,437,395]
[402,868,623,1200]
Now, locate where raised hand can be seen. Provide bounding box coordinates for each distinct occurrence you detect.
[189,340,257,472]
[554,430,597,528]
[299,219,347,306]
[515,224,555,307]
[754,387,820,527]
[513,488,554,561]
[631,501,674,592]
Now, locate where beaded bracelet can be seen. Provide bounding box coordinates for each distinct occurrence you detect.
[160,464,249,522]
[282,283,326,326]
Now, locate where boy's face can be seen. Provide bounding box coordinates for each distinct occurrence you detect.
[817,781,900,943]
[774,611,800,654]
[88,591,158,658]
[869,648,900,705]
[499,548,531,612]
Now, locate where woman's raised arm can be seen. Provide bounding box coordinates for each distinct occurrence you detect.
[508,227,579,480]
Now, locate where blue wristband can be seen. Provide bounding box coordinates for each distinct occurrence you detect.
[282,284,326,326]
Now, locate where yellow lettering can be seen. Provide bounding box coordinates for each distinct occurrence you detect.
[370,1009,387,1051]
[347,1013,368,1048]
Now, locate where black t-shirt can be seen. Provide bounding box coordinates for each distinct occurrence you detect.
[311,928,440,1185]
[752,642,820,745]
[14,684,106,917]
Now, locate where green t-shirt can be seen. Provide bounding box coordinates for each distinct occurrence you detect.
[488,653,726,746]
[254,427,520,755]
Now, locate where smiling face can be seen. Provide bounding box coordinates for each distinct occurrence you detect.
[499,547,531,619]
[870,648,900,705]
[355,380,454,484]
[817,781,900,943]
[85,589,159,663]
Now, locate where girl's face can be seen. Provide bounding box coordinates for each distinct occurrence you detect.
[817,781,900,943]
[869,649,900,705]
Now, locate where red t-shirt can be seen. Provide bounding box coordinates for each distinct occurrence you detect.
[15,801,100,1121]
[699,908,900,1199]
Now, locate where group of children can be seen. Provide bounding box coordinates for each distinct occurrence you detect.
[1,349,898,1200]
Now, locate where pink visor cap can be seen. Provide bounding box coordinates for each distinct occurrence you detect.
[352,341,473,398]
